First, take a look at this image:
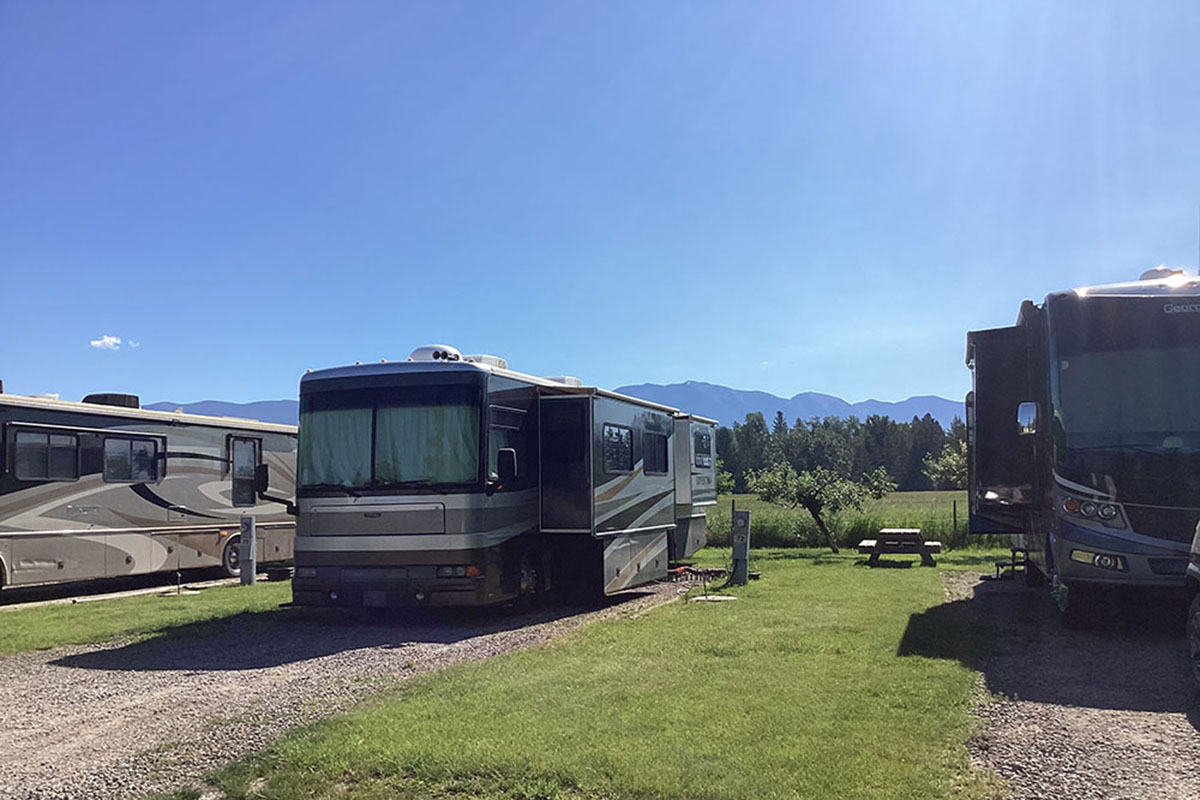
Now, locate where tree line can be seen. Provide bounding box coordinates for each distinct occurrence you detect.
[716,411,967,495]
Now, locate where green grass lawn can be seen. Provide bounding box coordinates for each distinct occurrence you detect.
[194,548,1008,800]
[0,581,291,656]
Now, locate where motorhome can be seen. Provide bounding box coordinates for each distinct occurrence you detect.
[291,345,717,608]
[968,268,1200,626]
[0,391,297,590]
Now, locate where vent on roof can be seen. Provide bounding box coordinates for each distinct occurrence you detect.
[464,354,507,369]
[544,376,583,387]
[82,393,140,409]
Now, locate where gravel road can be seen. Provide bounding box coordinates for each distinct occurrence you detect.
[0,583,685,800]
[936,571,1200,800]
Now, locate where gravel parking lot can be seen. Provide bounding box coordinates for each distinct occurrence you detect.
[0,583,685,800]
[938,571,1200,800]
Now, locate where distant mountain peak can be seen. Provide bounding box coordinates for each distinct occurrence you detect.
[146,383,963,430]
[612,382,961,429]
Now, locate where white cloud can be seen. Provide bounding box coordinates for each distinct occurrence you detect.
[90,335,121,350]
[128,340,141,349]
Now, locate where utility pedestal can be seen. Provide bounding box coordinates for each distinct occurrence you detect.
[239,515,257,586]
[731,510,751,586]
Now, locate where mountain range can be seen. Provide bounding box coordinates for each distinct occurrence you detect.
[145,381,962,429]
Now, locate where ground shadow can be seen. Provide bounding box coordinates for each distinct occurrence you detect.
[52,590,654,673]
[898,574,1197,719]
[0,566,231,606]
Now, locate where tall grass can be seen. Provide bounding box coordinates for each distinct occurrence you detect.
[706,491,1010,550]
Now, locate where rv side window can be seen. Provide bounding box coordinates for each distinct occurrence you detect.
[13,431,79,481]
[644,432,669,474]
[103,437,159,483]
[488,406,528,482]
[693,431,713,468]
[602,424,633,473]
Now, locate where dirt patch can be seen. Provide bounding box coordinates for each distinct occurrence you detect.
[0,583,686,800]
[940,572,1200,799]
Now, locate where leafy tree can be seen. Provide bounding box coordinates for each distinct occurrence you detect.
[900,414,947,491]
[948,416,967,447]
[748,462,895,553]
[715,457,735,494]
[731,412,770,492]
[923,439,967,490]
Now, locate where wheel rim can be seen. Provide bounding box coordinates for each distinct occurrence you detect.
[519,555,538,598]
[226,542,240,572]
[1050,568,1070,613]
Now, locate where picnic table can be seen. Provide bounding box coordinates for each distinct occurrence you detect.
[857,528,941,567]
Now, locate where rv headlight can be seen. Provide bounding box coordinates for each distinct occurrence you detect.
[1098,503,1119,521]
[1080,501,1098,517]
[1063,498,1080,514]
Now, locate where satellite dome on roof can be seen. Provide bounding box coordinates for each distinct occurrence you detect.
[1140,266,1189,281]
[408,344,462,362]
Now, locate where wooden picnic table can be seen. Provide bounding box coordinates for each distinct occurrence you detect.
[857,528,941,567]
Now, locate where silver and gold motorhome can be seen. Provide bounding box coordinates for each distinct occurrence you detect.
[291,345,717,608]
[0,391,297,590]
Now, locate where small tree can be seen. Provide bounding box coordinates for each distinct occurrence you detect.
[715,457,735,494]
[748,463,895,553]
[923,440,967,490]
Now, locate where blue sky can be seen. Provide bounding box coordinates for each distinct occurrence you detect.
[3,1,1199,405]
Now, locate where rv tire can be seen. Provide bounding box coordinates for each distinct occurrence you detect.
[221,535,242,579]
[1188,592,1200,692]
[1050,567,1091,629]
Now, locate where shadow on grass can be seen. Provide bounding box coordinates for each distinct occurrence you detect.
[898,575,1198,720]
[51,591,654,673]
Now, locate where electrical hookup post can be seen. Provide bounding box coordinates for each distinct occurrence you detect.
[731,509,751,586]
[239,515,257,586]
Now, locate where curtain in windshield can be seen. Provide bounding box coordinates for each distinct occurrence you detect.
[299,407,372,487]
[375,404,479,483]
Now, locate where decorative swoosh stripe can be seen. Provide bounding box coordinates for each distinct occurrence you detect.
[130,484,222,519]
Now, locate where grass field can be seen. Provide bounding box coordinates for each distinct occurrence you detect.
[707,491,1009,550]
[0,581,291,656]
[189,548,1008,800]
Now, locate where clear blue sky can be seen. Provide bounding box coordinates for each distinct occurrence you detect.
[3,1,1199,405]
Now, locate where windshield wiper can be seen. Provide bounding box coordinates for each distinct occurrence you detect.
[379,479,460,493]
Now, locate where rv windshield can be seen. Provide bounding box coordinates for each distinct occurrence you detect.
[298,385,481,490]
[1052,344,1200,505]
[1055,346,1200,449]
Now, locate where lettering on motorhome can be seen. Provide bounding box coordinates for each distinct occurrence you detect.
[1163,303,1200,314]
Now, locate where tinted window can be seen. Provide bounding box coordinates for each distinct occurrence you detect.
[694,430,713,468]
[103,437,158,482]
[603,424,633,473]
[231,437,260,506]
[14,431,79,481]
[645,432,668,474]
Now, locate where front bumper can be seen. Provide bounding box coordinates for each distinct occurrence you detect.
[1054,522,1190,588]
[292,564,495,607]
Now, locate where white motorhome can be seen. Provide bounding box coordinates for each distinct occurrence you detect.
[291,346,716,608]
[0,391,297,590]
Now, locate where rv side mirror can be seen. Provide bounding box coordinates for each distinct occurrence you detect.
[497,448,518,482]
[254,463,270,494]
[1017,402,1040,436]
